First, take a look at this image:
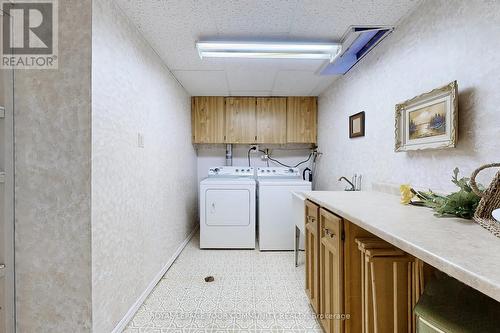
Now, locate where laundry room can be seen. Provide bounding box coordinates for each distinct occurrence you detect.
[3,0,500,332]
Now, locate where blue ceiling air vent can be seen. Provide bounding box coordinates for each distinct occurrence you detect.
[320,26,394,75]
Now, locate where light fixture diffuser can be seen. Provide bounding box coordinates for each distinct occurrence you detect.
[196,41,342,62]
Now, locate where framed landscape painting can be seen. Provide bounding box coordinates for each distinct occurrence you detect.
[395,81,458,152]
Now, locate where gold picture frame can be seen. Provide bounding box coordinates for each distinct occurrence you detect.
[395,81,458,152]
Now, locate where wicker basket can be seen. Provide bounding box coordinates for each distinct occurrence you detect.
[470,163,500,238]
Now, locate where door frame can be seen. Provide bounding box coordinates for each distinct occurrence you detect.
[1,52,15,333]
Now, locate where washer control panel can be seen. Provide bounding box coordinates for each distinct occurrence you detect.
[208,166,254,177]
[257,167,300,178]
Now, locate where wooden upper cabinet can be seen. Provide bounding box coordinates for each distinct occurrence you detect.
[191,96,317,144]
[256,97,287,144]
[225,97,257,144]
[287,97,317,143]
[191,96,225,143]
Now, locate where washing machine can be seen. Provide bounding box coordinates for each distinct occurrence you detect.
[257,167,311,251]
[199,166,256,249]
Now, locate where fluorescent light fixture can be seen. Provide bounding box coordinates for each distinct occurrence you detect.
[196,41,342,62]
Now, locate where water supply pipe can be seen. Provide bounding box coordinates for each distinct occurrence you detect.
[225,144,233,166]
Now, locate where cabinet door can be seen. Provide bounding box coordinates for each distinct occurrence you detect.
[225,97,256,143]
[192,96,225,143]
[305,200,320,313]
[287,97,317,143]
[319,208,344,333]
[343,221,373,333]
[256,97,286,144]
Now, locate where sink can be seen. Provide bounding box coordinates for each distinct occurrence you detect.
[493,208,500,222]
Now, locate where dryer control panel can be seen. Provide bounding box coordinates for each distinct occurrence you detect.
[257,167,300,178]
[208,166,254,177]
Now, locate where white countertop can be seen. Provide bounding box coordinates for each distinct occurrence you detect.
[302,191,500,302]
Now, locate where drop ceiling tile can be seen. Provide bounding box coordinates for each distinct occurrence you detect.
[222,58,327,88]
[207,0,299,35]
[223,58,327,72]
[272,71,323,96]
[117,0,223,70]
[309,76,339,96]
[226,67,277,91]
[166,47,227,71]
[223,58,282,69]
[290,0,419,39]
[173,70,229,96]
[275,59,329,71]
[115,0,421,96]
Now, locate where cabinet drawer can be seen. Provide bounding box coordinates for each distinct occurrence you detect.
[305,200,319,224]
[320,208,342,239]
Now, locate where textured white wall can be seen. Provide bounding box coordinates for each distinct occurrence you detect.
[91,0,198,332]
[316,0,500,193]
[14,1,93,332]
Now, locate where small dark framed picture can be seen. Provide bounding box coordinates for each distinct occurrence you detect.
[349,111,365,138]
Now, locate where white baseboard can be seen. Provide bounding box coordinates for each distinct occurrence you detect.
[111,226,199,333]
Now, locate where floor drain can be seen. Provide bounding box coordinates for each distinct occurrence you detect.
[204,276,214,282]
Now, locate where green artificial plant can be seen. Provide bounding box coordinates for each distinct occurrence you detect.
[412,168,482,219]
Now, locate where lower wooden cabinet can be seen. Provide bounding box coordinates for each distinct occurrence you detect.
[304,200,435,333]
[319,208,344,333]
[305,200,320,313]
[356,239,430,333]
[343,222,373,333]
[306,203,364,332]
[318,209,372,333]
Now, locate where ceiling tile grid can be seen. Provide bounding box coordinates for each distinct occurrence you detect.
[115,0,421,96]
[272,70,326,96]
[172,70,229,96]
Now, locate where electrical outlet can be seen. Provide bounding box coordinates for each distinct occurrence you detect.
[0,106,5,119]
[137,133,144,148]
[250,144,259,151]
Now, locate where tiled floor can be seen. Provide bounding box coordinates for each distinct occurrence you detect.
[125,233,321,332]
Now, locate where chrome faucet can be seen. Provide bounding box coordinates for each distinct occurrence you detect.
[338,176,356,191]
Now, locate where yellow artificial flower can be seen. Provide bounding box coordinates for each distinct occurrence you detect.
[400,184,414,205]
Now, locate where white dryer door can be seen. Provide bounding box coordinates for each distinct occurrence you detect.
[205,189,250,226]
